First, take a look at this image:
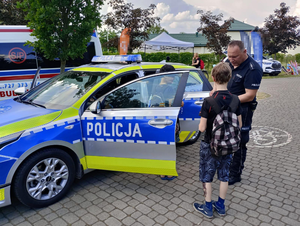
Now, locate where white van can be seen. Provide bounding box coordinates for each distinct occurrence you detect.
[0,25,102,100]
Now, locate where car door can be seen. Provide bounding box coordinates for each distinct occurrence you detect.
[178,70,212,142]
[81,71,189,176]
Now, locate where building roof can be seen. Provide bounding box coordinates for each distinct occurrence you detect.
[147,20,256,47]
[228,19,256,31]
[148,33,207,47]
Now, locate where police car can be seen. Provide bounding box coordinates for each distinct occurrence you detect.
[0,55,212,208]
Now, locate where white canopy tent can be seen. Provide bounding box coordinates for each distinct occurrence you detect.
[141,32,194,52]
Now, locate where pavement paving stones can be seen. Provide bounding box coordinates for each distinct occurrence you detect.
[1,77,300,225]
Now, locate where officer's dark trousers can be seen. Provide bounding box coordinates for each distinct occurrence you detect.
[229,103,254,178]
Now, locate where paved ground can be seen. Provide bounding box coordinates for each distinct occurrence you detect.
[1,77,300,226]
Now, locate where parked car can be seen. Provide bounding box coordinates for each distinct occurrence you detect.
[261,56,282,76]
[0,55,212,208]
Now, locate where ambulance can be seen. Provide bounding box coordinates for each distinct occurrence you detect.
[0,25,102,100]
[0,54,212,208]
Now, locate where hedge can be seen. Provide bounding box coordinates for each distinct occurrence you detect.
[103,51,299,69]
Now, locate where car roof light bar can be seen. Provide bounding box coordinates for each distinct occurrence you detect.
[92,54,142,63]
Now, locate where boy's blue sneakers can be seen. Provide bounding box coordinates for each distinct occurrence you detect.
[212,200,226,216]
[193,203,213,218]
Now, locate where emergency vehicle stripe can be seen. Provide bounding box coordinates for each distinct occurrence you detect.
[72,67,113,73]
[85,156,178,176]
[22,116,80,137]
[0,111,61,138]
[82,138,175,145]
[73,139,81,144]
[0,155,18,160]
[73,72,116,109]
[183,98,204,101]
[54,108,79,122]
[83,116,176,120]
[179,118,200,120]
[113,66,141,74]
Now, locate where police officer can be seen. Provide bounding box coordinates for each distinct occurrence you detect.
[211,40,262,185]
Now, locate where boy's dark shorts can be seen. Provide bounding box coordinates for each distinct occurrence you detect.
[199,141,233,183]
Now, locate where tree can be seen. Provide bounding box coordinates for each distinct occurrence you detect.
[0,0,27,25]
[18,0,104,73]
[147,24,168,35]
[99,29,118,52]
[104,0,160,53]
[196,10,234,56]
[260,2,300,58]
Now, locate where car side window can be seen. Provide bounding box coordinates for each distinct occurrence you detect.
[102,73,182,109]
[185,72,203,92]
[0,43,37,70]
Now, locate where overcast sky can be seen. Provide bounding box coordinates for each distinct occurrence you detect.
[101,0,300,33]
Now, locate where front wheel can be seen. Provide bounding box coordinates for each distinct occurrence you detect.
[13,148,75,208]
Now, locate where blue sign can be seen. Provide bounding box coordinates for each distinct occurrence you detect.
[251,32,263,68]
[240,31,251,55]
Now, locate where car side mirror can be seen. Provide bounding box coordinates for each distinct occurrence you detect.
[89,100,101,114]
[14,87,26,96]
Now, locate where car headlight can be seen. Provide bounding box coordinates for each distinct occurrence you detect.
[0,131,24,149]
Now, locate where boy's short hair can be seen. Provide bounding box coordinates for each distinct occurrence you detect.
[160,64,175,73]
[211,62,232,84]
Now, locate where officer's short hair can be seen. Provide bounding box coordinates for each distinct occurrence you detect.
[211,62,231,84]
[160,64,175,73]
[228,40,245,51]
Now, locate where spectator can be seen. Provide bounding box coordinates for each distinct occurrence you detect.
[192,53,201,68]
[193,62,242,218]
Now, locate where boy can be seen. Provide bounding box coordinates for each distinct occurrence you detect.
[193,62,242,218]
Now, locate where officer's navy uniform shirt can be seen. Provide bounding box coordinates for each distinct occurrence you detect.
[227,55,263,103]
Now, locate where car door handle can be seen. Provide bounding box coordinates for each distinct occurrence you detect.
[148,119,174,129]
[194,100,204,105]
[149,119,173,126]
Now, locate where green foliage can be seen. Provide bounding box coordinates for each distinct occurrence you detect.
[104,0,160,53]
[196,10,234,56]
[147,25,168,35]
[102,51,119,55]
[295,53,300,63]
[18,0,104,73]
[136,52,220,69]
[99,29,118,52]
[260,2,300,55]
[0,0,27,25]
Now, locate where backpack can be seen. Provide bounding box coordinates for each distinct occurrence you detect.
[206,95,241,156]
[200,59,205,69]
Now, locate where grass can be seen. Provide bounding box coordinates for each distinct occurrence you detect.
[262,72,300,79]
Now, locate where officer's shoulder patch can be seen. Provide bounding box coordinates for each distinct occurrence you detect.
[249,63,254,70]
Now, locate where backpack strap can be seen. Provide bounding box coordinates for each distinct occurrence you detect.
[229,95,239,112]
[205,96,221,114]
[206,94,239,114]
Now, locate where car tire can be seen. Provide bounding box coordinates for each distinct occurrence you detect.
[183,131,201,145]
[13,148,75,208]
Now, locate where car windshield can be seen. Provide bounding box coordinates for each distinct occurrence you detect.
[19,71,109,109]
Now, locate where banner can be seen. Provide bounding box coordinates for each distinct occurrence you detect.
[251,31,263,68]
[240,31,251,55]
[119,28,130,55]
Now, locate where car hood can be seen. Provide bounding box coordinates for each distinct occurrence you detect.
[0,99,61,136]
